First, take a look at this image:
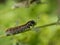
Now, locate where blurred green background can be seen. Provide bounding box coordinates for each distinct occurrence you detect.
[0,0,60,45]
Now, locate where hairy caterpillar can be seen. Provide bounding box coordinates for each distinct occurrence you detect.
[6,20,36,36]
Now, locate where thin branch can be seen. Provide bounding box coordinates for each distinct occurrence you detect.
[35,22,57,29]
[0,22,59,38]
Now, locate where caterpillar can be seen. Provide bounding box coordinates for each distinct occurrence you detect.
[6,20,36,36]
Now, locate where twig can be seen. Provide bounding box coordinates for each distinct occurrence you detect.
[35,22,57,29]
[0,22,59,38]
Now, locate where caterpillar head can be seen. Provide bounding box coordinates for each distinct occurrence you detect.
[27,20,36,26]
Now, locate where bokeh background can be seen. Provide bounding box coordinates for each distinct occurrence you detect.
[0,0,60,45]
